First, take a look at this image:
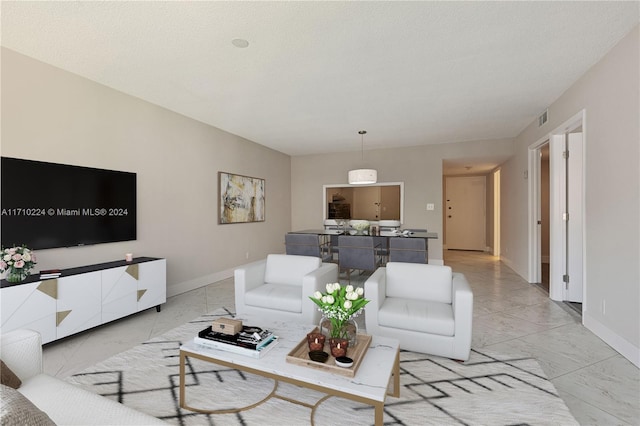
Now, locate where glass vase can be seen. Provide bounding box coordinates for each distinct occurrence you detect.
[319,316,358,348]
[6,269,28,283]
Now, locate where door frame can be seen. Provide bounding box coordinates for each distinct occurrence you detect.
[528,109,586,306]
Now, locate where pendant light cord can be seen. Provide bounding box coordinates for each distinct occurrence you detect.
[359,130,367,163]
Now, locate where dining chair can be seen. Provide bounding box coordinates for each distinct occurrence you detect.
[337,235,383,283]
[388,237,428,263]
[285,233,333,262]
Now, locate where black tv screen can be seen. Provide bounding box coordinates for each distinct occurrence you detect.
[1,157,136,250]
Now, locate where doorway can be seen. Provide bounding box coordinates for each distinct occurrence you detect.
[529,110,585,315]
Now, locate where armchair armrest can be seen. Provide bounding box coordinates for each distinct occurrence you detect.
[234,259,267,315]
[0,329,43,382]
[452,272,473,338]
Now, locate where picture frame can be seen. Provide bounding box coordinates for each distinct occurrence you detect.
[218,172,265,224]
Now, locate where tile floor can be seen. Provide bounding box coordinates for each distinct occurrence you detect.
[42,250,639,425]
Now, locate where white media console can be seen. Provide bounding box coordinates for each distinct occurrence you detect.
[1,257,166,344]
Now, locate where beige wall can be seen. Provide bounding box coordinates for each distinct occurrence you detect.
[291,138,514,263]
[1,48,292,296]
[500,26,639,363]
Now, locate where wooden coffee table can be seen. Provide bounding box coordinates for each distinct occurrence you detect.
[179,316,400,425]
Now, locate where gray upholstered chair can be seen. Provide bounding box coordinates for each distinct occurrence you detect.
[388,237,428,263]
[285,233,332,262]
[337,235,383,283]
[364,262,473,361]
[234,254,338,324]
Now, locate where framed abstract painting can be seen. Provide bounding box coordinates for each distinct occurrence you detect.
[218,172,265,224]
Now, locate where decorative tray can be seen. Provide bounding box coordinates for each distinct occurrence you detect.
[286,327,372,377]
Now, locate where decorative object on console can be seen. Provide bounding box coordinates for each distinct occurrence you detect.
[0,245,36,283]
[309,282,369,347]
[218,171,265,224]
[348,130,377,185]
[349,219,370,235]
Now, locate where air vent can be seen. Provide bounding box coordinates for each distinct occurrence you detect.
[538,109,548,127]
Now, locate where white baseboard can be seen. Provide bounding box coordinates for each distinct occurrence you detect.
[499,255,518,275]
[167,268,234,298]
[583,311,640,368]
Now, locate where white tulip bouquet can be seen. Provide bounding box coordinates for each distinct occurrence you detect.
[309,283,369,339]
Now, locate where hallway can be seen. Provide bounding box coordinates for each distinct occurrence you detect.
[444,250,638,425]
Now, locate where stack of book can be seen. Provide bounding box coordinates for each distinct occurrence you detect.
[40,269,61,280]
[194,325,278,359]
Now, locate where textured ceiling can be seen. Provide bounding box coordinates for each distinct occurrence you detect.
[2,1,638,158]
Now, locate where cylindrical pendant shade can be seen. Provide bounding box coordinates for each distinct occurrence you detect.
[348,169,377,185]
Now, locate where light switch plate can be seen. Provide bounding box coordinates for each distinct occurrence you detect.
[426,203,435,211]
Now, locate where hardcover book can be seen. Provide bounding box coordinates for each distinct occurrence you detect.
[194,326,278,359]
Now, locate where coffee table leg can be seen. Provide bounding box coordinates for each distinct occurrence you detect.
[179,351,186,408]
[386,348,400,398]
[374,402,384,425]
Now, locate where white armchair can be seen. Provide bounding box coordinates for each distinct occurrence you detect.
[234,254,339,324]
[364,262,473,361]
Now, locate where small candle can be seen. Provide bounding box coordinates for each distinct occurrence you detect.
[308,332,325,351]
[125,253,133,262]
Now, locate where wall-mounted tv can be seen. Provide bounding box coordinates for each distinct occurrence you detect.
[1,157,136,250]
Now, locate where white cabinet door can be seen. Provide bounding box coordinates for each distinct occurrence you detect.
[56,272,102,339]
[137,259,166,312]
[101,265,138,323]
[1,281,57,343]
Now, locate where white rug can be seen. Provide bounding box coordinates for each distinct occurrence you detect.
[66,309,579,425]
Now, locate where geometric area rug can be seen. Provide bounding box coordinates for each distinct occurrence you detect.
[66,309,579,426]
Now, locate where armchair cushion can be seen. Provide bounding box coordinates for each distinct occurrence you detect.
[378,298,455,336]
[244,284,302,313]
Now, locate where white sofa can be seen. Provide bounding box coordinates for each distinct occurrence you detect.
[364,262,473,361]
[0,329,166,425]
[234,254,339,325]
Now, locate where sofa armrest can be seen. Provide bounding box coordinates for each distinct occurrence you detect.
[234,259,267,315]
[0,329,43,382]
[452,272,473,336]
[301,263,339,324]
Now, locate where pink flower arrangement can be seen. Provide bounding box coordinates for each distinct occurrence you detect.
[1,245,37,281]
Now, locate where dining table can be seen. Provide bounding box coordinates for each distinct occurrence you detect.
[288,229,438,263]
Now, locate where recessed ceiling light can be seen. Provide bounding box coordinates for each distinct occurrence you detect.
[232,38,249,48]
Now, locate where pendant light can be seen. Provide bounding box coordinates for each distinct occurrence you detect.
[348,130,377,185]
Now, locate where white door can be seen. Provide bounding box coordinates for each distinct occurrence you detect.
[566,132,584,302]
[549,133,583,303]
[445,176,486,250]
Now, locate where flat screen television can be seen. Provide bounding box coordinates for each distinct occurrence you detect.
[1,157,136,250]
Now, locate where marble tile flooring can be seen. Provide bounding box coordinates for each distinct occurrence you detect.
[42,250,639,425]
